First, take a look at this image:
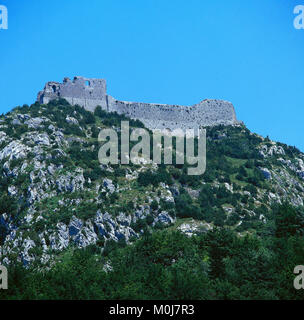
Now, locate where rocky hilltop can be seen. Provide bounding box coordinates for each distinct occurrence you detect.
[1,98,304,300]
[0,98,304,268]
[37,76,239,131]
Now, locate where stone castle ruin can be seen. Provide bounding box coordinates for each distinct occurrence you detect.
[37,76,239,131]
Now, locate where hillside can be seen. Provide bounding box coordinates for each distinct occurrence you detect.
[1,99,304,299]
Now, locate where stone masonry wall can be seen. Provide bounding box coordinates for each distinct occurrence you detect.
[37,76,239,130]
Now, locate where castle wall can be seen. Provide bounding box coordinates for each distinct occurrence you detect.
[37,76,239,130]
[107,96,237,130]
[37,76,108,112]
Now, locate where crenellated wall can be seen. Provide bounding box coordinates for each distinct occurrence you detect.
[37,76,239,130]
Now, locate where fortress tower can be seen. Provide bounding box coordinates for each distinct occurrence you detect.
[37,76,239,131]
[37,76,108,112]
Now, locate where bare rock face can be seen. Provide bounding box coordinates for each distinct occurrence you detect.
[37,76,240,131]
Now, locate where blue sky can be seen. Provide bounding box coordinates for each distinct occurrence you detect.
[0,0,304,150]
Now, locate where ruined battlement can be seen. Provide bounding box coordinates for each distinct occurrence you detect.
[37,76,108,112]
[37,76,239,130]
